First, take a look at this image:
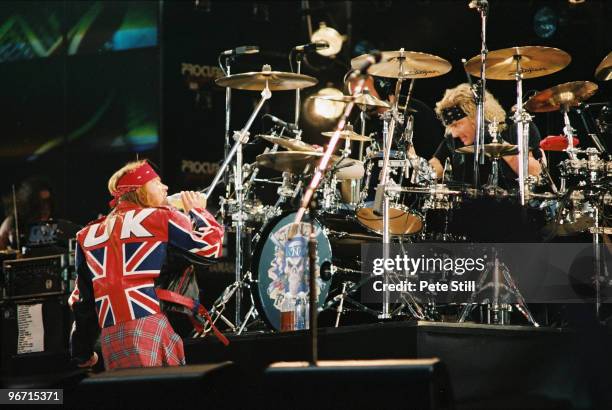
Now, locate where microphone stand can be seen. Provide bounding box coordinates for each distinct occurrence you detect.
[222,53,234,198]
[472,0,488,190]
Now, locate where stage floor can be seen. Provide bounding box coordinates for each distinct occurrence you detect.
[185,320,612,409]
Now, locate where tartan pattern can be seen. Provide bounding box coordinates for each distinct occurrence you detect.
[100,313,185,370]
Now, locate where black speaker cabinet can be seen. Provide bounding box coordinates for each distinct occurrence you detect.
[0,295,71,376]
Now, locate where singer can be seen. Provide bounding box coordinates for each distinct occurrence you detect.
[69,160,223,370]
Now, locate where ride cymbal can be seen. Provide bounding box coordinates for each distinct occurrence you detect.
[256,151,324,173]
[464,46,571,80]
[258,135,316,152]
[321,130,372,142]
[351,50,452,79]
[315,93,390,109]
[525,81,598,112]
[595,52,612,81]
[215,67,318,91]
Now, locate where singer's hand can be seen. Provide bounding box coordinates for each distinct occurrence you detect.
[181,191,207,213]
[77,352,98,368]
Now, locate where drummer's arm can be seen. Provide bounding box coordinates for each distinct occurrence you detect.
[502,152,542,177]
[429,157,444,180]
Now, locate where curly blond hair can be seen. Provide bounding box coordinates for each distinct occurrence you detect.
[107,160,150,207]
[435,83,507,131]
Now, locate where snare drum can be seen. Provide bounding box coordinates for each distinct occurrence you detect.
[355,151,423,235]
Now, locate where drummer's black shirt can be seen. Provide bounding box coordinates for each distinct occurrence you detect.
[433,122,541,189]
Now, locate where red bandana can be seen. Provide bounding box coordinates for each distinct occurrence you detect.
[109,162,159,208]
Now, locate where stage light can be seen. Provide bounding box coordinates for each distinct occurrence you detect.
[311,87,345,119]
[311,22,344,57]
[568,0,585,4]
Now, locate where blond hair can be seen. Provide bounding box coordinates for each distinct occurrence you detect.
[435,83,507,132]
[108,160,150,207]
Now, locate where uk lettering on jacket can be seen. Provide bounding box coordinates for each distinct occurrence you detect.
[71,203,223,327]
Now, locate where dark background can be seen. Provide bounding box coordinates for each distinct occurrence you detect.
[0,0,610,226]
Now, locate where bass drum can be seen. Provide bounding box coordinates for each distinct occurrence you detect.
[252,212,334,331]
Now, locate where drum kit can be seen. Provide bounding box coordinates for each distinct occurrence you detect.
[195,39,611,335]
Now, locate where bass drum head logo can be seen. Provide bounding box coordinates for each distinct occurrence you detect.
[257,213,332,330]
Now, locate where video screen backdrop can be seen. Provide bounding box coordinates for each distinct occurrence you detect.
[0,1,159,224]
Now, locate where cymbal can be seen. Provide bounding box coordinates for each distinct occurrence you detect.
[256,151,323,173]
[540,135,580,151]
[315,93,390,109]
[455,143,519,157]
[215,68,318,91]
[258,135,316,152]
[351,50,452,79]
[464,46,571,80]
[595,51,612,81]
[321,130,372,142]
[525,81,598,112]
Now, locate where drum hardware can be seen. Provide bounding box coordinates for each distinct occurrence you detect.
[458,248,539,327]
[595,51,612,81]
[465,45,572,205]
[207,65,317,331]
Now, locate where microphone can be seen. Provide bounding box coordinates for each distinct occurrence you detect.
[293,41,329,52]
[221,45,260,56]
[349,50,383,78]
[265,114,300,132]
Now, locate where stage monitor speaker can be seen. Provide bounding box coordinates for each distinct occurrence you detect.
[0,295,71,376]
[260,359,454,410]
[66,362,234,409]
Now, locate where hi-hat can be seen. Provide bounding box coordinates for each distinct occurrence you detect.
[595,51,612,81]
[464,46,571,80]
[525,81,598,112]
[455,143,519,158]
[351,50,452,79]
[215,68,318,91]
[256,151,324,173]
[321,130,372,142]
[258,135,316,152]
[315,93,390,109]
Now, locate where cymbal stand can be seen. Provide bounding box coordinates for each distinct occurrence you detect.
[205,78,272,331]
[458,247,538,326]
[512,55,533,206]
[470,0,489,190]
[561,105,578,160]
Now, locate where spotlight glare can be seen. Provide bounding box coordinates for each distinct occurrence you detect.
[312,88,345,120]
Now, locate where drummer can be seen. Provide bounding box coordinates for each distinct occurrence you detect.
[429,83,543,189]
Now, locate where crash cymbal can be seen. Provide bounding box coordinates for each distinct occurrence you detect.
[215,66,318,91]
[256,151,323,173]
[525,81,598,112]
[321,130,372,142]
[595,51,612,81]
[455,143,519,158]
[258,135,316,152]
[315,92,390,109]
[351,50,452,79]
[464,46,571,80]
